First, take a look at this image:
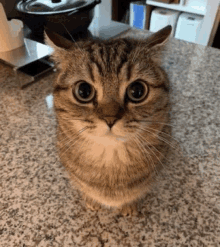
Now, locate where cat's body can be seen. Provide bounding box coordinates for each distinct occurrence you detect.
[46,26,172,215]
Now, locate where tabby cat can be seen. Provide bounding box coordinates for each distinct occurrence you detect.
[45,25,172,216]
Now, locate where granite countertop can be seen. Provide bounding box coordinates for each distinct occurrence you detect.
[0,27,220,246]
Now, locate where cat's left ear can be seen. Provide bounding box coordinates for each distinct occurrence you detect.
[147,25,172,63]
[44,28,74,68]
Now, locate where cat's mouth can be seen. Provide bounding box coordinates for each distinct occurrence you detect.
[104,130,127,142]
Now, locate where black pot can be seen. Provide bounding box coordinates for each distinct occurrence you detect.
[15,0,101,40]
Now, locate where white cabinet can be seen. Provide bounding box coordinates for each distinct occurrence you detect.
[146,0,220,46]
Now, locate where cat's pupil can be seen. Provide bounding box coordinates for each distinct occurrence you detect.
[78,83,92,99]
[130,82,145,99]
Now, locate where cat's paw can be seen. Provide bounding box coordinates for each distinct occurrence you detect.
[85,201,102,211]
[83,195,102,212]
[117,202,140,216]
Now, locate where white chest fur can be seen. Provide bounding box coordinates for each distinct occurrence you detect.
[84,135,129,166]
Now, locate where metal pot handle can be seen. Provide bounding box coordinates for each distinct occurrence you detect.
[67,0,101,17]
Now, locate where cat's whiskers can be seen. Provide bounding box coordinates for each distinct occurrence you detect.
[53,133,80,166]
[133,136,153,164]
[137,121,185,156]
[60,135,76,151]
[126,121,176,146]
[59,127,88,158]
[60,117,92,124]
[133,135,159,176]
[57,127,80,144]
[59,137,81,159]
[142,126,184,156]
[138,126,179,152]
[58,134,69,145]
[56,117,94,144]
[61,23,85,57]
[135,133,162,178]
[58,130,79,150]
[62,118,86,121]
[142,124,180,143]
[138,120,177,128]
[59,138,80,160]
[136,132,167,173]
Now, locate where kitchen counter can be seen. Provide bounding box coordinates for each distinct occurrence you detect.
[0,26,220,246]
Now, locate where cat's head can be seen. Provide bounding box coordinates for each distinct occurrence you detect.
[45,26,171,148]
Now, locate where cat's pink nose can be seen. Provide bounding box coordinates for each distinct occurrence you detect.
[103,117,118,129]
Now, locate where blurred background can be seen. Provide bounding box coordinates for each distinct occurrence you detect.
[0,0,219,48]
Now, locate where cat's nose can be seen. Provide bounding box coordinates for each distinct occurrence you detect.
[103,117,118,129]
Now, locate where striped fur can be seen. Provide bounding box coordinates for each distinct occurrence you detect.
[48,26,172,215]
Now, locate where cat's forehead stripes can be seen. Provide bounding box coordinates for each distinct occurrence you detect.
[86,39,132,78]
[86,62,95,82]
[82,39,167,88]
[54,38,169,99]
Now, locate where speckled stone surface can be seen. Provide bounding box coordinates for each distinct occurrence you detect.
[0,28,220,247]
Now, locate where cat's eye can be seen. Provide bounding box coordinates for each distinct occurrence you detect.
[126,81,148,103]
[73,81,95,103]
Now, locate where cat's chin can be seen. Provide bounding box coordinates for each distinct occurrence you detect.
[86,130,127,149]
[85,132,129,165]
[89,132,127,145]
[104,132,127,142]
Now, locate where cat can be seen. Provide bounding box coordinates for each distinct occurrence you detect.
[45,25,172,216]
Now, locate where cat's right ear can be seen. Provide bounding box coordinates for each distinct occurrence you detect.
[146,25,172,64]
[44,28,73,67]
[147,25,172,49]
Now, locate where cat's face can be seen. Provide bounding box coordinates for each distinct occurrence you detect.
[46,26,171,150]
